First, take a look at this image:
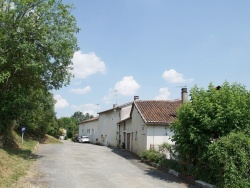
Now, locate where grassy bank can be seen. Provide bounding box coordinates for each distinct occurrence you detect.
[0,131,61,188]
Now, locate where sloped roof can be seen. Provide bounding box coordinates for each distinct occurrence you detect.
[98,102,133,114]
[78,116,99,124]
[120,105,132,121]
[134,100,182,124]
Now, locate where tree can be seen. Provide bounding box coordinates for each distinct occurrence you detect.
[18,89,58,136]
[171,82,250,165]
[205,132,250,187]
[57,117,77,138]
[0,0,79,139]
[71,111,94,122]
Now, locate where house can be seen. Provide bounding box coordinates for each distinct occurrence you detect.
[118,98,182,156]
[78,88,187,156]
[97,102,132,147]
[78,116,99,143]
[118,88,187,156]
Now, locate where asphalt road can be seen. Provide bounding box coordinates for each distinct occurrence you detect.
[17,140,196,188]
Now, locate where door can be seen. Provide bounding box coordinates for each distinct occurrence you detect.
[127,133,131,151]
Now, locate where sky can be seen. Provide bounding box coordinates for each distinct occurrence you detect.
[53,0,250,118]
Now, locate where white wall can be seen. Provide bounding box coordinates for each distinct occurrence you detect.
[78,120,99,143]
[146,125,174,159]
[98,110,120,147]
[146,125,174,149]
[125,107,147,155]
[123,106,175,156]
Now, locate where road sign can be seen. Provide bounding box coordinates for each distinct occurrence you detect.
[21,127,26,144]
[21,127,26,133]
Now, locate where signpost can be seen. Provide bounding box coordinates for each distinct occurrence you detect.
[21,127,26,144]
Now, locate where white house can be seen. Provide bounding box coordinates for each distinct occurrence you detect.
[78,88,187,157]
[118,99,182,156]
[97,102,132,147]
[78,116,99,143]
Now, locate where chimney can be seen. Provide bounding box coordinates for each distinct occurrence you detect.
[181,88,188,103]
[134,96,139,101]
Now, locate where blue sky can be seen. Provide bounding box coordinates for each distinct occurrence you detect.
[53,0,250,118]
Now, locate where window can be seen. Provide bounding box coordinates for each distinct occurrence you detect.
[142,125,145,135]
[87,129,90,134]
[82,129,84,133]
[135,131,137,140]
[91,129,94,135]
[132,132,133,140]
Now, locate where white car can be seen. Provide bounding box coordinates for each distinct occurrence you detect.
[79,136,90,143]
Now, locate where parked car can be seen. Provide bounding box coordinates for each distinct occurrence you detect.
[78,136,90,143]
[73,135,80,142]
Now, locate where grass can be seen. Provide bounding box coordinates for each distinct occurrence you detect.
[0,131,61,188]
[42,134,62,144]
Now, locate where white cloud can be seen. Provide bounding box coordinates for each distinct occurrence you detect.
[102,88,115,104]
[54,94,69,109]
[70,86,91,94]
[162,69,194,83]
[114,76,140,96]
[73,80,82,86]
[71,103,98,116]
[154,87,171,100]
[102,76,140,104]
[71,51,106,79]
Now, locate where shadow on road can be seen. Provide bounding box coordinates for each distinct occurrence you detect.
[111,148,197,188]
[4,147,44,160]
[111,148,140,160]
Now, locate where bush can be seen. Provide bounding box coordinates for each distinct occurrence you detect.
[141,149,165,164]
[200,132,250,188]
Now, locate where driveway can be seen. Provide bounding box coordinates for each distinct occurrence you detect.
[17,140,196,188]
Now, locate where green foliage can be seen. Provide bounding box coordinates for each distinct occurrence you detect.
[141,143,195,179]
[171,82,250,164]
[0,0,79,141]
[18,90,58,136]
[141,149,165,164]
[57,112,94,138]
[171,81,250,185]
[57,117,78,138]
[71,111,94,122]
[201,132,250,188]
[158,142,171,153]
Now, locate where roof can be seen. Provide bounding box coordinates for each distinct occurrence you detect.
[98,102,133,114]
[78,116,99,124]
[134,100,182,124]
[120,105,132,121]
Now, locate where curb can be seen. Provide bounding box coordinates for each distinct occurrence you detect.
[141,159,215,188]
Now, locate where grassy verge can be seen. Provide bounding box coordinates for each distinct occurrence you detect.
[0,133,38,188]
[42,134,62,144]
[0,131,61,188]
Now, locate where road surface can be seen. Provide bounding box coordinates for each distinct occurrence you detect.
[17,140,196,188]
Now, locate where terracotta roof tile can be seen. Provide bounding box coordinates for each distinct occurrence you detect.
[134,100,182,124]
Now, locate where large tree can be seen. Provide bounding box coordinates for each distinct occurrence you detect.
[171,82,250,165]
[71,111,94,122]
[0,0,79,138]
